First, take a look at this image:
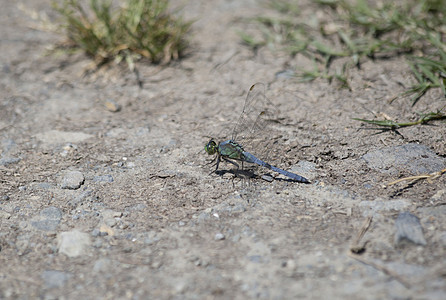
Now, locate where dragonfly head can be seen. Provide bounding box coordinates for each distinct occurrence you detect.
[204,139,218,155]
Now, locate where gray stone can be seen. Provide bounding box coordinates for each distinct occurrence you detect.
[41,206,62,219]
[60,170,84,190]
[57,230,91,257]
[363,143,445,175]
[395,212,427,246]
[31,207,62,231]
[215,233,225,240]
[261,174,274,182]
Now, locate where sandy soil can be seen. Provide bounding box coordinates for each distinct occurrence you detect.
[1,0,445,299]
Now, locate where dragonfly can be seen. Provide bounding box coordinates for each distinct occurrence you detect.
[204,83,309,183]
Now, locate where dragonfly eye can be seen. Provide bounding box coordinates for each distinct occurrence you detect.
[204,139,217,155]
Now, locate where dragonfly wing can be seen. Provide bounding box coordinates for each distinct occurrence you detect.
[231,83,277,143]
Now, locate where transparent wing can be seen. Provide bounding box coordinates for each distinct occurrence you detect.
[231,83,278,163]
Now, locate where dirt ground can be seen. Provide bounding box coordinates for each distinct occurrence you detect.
[1,0,446,299]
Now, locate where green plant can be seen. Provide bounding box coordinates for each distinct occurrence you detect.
[53,0,192,68]
[353,109,446,130]
[241,0,446,103]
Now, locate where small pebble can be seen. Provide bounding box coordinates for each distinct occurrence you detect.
[60,170,85,190]
[104,99,121,112]
[57,230,91,257]
[261,174,274,182]
[214,233,225,240]
[395,212,427,246]
[30,207,62,231]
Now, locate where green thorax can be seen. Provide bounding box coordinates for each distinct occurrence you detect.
[218,140,246,160]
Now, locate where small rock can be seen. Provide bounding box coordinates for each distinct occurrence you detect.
[104,218,117,227]
[57,230,91,257]
[261,174,274,182]
[104,99,121,112]
[31,207,62,231]
[363,143,445,175]
[395,212,427,246]
[214,233,225,240]
[60,170,85,190]
[41,206,62,219]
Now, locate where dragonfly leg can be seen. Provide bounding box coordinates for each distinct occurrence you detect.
[222,157,240,169]
[206,155,220,170]
[215,155,221,171]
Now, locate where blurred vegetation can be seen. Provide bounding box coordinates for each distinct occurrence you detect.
[241,0,446,107]
[53,0,192,69]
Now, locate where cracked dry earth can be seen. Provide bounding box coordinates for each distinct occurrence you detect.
[1,0,446,299]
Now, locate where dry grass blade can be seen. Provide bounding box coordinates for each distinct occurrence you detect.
[350,216,372,254]
[348,252,411,288]
[385,168,446,187]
